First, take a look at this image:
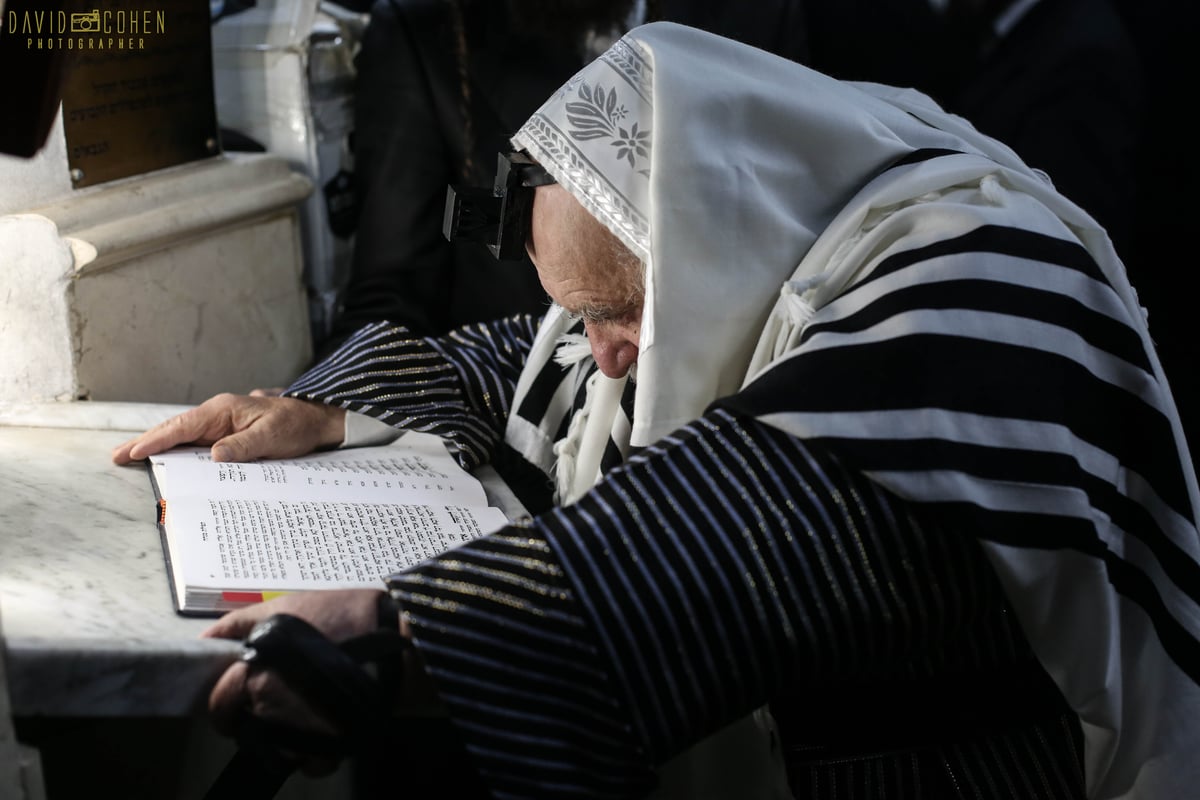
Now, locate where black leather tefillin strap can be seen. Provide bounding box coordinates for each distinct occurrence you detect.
[202,611,412,800]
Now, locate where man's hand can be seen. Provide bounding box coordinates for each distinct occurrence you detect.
[204,590,384,775]
[202,588,382,646]
[110,393,346,465]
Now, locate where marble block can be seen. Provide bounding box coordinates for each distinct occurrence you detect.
[0,401,495,799]
[0,401,527,719]
[0,421,240,717]
[0,153,314,406]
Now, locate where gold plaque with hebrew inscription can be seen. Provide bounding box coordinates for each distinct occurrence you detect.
[46,0,221,187]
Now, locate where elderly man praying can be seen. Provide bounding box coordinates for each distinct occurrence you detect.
[114,22,1200,800]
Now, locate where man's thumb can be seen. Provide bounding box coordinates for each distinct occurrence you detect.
[211,432,260,462]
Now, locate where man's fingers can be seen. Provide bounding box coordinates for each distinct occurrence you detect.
[112,395,242,464]
[201,614,251,640]
[211,431,260,463]
[209,661,344,776]
[201,605,267,641]
[213,400,344,462]
[112,419,198,464]
[111,394,343,465]
[127,417,208,460]
[209,660,250,735]
[245,670,341,738]
[110,437,141,465]
[211,415,293,462]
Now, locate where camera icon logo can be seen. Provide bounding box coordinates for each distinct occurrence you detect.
[70,10,100,33]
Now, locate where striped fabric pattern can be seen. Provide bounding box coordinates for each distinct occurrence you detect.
[389,532,654,799]
[508,317,596,452]
[286,314,541,469]
[277,146,1200,793]
[721,220,1200,687]
[278,187,1197,797]
[389,409,1085,799]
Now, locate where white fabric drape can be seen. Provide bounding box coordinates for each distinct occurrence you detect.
[510,21,1200,800]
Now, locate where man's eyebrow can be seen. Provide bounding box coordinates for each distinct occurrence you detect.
[573,302,635,323]
[552,299,637,324]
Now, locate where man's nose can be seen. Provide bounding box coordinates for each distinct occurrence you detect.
[588,326,639,379]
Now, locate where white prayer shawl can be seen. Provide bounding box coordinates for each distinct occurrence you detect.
[510,21,1200,800]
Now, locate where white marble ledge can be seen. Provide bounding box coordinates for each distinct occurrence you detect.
[0,401,530,520]
[0,400,193,432]
[0,406,241,717]
[0,401,528,718]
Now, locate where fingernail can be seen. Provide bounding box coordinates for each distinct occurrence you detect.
[212,445,230,461]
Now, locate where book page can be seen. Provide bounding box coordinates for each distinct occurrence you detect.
[150,433,488,507]
[166,495,509,592]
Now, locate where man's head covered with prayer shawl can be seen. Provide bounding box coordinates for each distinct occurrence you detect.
[507,21,1200,800]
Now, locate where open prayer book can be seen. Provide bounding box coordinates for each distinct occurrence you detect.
[148,432,510,616]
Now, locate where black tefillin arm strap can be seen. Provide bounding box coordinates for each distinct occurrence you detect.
[202,595,410,800]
